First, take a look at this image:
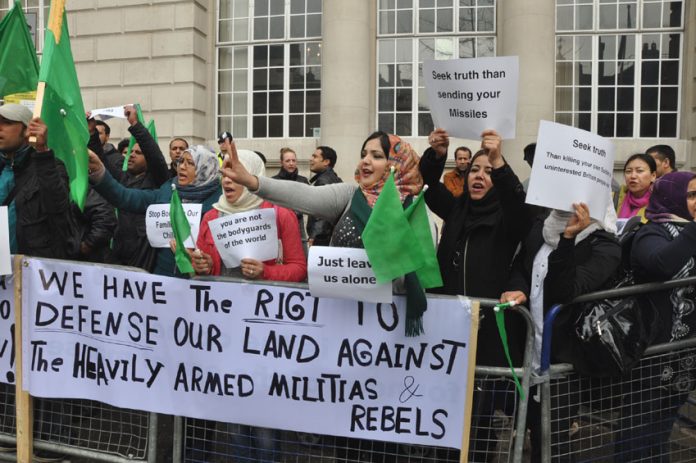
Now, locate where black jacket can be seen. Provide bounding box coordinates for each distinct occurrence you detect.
[420,148,531,298]
[91,123,169,271]
[73,188,117,263]
[1,147,80,259]
[507,219,621,365]
[631,221,696,344]
[420,148,532,367]
[307,167,342,245]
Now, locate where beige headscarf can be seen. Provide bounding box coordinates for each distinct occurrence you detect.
[212,149,264,214]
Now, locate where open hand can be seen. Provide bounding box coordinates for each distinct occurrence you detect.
[563,203,592,239]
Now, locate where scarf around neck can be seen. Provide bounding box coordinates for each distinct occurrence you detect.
[618,188,651,219]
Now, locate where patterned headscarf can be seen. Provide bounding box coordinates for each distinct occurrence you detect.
[182,145,220,188]
[356,133,424,208]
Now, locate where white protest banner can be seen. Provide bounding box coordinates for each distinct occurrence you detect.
[0,274,14,384]
[90,105,129,120]
[21,257,474,450]
[0,207,10,276]
[208,208,278,268]
[145,204,202,248]
[423,56,519,139]
[308,247,392,304]
[526,120,615,219]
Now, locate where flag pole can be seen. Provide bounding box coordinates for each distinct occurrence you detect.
[28,0,65,143]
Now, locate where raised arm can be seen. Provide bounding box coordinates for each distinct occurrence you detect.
[125,105,169,187]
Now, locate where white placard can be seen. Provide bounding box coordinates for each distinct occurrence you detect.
[90,105,130,120]
[0,274,14,384]
[308,247,392,304]
[145,204,202,248]
[208,208,278,268]
[526,120,615,219]
[0,207,10,276]
[422,56,519,139]
[21,257,474,450]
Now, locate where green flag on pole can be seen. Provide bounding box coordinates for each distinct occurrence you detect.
[404,187,443,289]
[361,170,424,283]
[0,1,39,99]
[170,185,194,275]
[38,1,89,210]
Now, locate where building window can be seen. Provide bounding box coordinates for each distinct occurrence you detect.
[377,1,496,136]
[555,0,683,138]
[217,0,321,138]
[0,0,48,51]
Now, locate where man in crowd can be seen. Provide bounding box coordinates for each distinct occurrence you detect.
[0,103,80,258]
[168,137,189,177]
[646,144,676,178]
[443,146,471,197]
[307,146,342,247]
[94,119,124,180]
[91,105,169,271]
[273,147,310,251]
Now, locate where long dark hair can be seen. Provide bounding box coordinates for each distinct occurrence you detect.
[623,152,657,173]
[361,131,390,158]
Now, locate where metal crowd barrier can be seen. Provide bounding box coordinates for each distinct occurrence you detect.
[174,284,536,463]
[0,260,158,463]
[539,276,696,462]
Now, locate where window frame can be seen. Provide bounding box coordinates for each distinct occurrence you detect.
[554,0,683,139]
[215,0,322,139]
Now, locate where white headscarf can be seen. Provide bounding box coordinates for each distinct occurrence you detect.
[213,149,265,214]
[541,199,618,248]
[185,145,220,187]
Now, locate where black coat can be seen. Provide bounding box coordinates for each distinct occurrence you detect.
[631,221,696,344]
[91,123,169,271]
[507,219,621,364]
[419,148,532,367]
[307,167,342,245]
[73,188,117,263]
[1,147,80,259]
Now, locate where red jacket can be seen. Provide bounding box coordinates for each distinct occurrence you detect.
[197,201,307,282]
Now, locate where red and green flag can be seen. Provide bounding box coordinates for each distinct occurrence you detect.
[38,0,89,210]
[170,185,194,275]
[0,1,39,99]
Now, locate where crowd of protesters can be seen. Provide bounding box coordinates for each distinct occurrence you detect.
[2,101,696,461]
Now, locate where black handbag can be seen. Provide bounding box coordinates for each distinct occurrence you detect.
[570,274,656,377]
[554,221,658,377]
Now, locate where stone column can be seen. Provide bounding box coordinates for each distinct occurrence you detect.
[320,0,376,181]
[498,0,555,176]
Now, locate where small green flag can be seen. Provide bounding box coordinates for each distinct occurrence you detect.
[404,188,443,289]
[0,1,39,99]
[494,303,525,400]
[39,4,89,210]
[122,103,146,171]
[170,185,194,275]
[362,170,424,284]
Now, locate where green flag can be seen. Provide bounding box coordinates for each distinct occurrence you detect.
[0,1,39,99]
[404,188,443,289]
[170,185,194,275]
[146,119,158,143]
[122,103,146,171]
[38,3,89,210]
[362,170,424,283]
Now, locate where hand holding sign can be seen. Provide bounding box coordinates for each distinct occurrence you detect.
[481,129,504,169]
[428,128,449,159]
